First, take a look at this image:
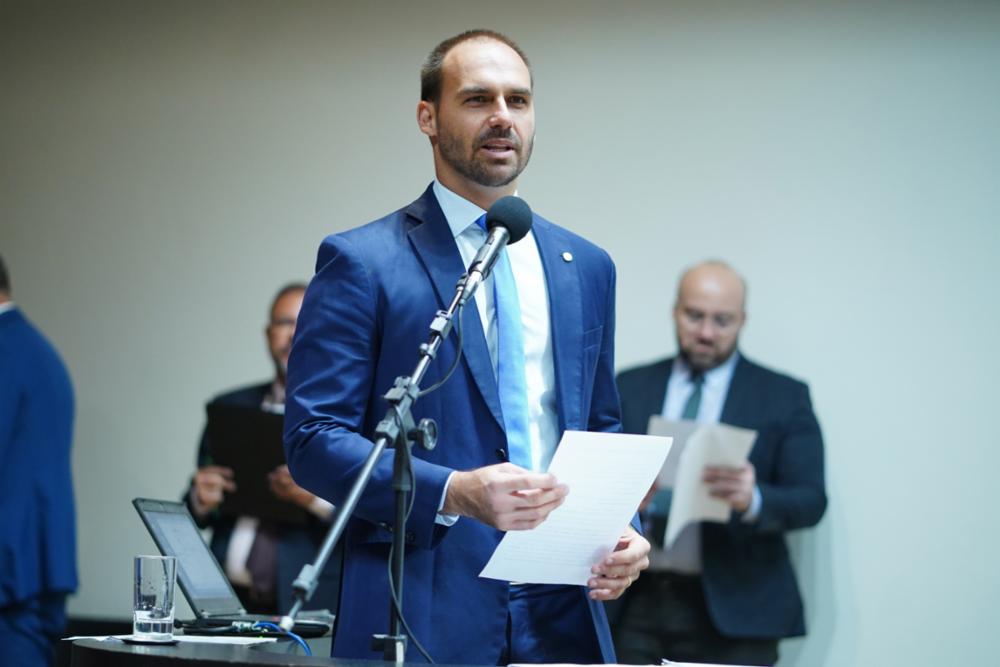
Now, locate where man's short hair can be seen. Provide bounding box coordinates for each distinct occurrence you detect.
[0,254,9,294]
[420,29,533,105]
[269,282,306,317]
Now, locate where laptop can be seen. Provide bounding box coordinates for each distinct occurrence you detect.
[132,498,333,637]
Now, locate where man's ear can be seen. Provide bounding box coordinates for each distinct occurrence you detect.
[417,100,437,138]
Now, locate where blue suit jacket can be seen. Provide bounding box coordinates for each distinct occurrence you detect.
[284,185,622,664]
[0,308,77,608]
[616,355,827,639]
[185,383,341,614]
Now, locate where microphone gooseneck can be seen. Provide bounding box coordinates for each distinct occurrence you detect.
[458,196,534,306]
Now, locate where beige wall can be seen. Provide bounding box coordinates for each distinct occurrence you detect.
[2,1,998,665]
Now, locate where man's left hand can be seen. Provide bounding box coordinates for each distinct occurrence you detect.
[703,462,756,513]
[587,526,650,601]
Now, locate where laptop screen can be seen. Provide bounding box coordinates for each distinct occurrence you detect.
[132,498,243,616]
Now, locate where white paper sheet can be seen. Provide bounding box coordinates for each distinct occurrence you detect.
[647,417,757,547]
[479,430,672,585]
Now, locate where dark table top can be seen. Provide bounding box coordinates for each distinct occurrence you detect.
[72,635,345,666]
[71,636,483,667]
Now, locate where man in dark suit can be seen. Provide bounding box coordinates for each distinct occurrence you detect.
[612,260,826,666]
[186,282,340,615]
[0,255,77,667]
[284,29,649,665]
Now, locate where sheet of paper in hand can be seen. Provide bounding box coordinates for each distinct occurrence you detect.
[647,416,757,547]
[479,430,672,585]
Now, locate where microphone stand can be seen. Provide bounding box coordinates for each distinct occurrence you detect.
[280,275,478,664]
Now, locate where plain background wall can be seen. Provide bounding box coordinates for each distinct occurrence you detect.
[2,1,998,665]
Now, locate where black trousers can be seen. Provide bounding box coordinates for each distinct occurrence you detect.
[612,571,779,666]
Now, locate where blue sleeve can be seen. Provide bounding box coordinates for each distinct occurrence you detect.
[0,354,20,464]
[283,235,453,550]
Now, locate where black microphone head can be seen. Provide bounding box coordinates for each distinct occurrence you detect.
[485,196,533,244]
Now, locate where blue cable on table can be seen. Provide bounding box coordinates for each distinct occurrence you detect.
[251,621,312,656]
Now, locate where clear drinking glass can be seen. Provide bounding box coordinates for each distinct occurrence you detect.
[132,555,177,641]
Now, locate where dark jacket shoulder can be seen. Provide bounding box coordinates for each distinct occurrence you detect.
[208,382,272,409]
[616,358,672,389]
[728,355,814,425]
[615,358,672,435]
[736,355,809,393]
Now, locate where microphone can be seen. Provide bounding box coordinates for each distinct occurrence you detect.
[458,196,533,306]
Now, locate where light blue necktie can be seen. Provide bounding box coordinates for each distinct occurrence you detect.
[474,214,533,470]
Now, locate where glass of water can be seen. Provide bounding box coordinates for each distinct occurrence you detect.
[133,555,177,641]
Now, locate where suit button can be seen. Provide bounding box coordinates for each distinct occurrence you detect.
[495,448,507,461]
[405,531,415,544]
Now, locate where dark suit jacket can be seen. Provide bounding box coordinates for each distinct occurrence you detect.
[284,184,623,664]
[0,308,77,608]
[185,383,341,614]
[616,354,826,639]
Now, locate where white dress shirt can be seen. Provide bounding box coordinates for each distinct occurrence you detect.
[662,353,739,426]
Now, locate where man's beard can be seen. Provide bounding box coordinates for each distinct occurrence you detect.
[438,127,533,188]
[679,338,738,373]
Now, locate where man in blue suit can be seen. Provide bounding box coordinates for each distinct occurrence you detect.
[0,255,77,667]
[285,30,650,665]
[612,261,827,666]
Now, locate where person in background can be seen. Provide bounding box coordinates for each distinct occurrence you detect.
[612,260,827,666]
[0,254,77,666]
[185,282,340,615]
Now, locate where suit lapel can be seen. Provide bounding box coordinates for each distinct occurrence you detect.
[405,186,505,431]
[720,354,751,427]
[651,359,673,426]
[532,217,583,432]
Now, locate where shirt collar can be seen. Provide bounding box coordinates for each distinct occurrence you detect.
[432,180,522,239]
[433,180,487,239]
[0,301,15,316]
[673,349,741,388]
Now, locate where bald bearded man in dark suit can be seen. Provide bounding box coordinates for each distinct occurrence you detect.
[612,261,827,666]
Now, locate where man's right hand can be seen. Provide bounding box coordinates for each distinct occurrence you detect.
[442,463,569,531]
[192,465,236,514]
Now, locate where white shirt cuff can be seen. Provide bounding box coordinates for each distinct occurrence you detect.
[308,496,335,521]
[741,485,763,522]
[436,471,460,527]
